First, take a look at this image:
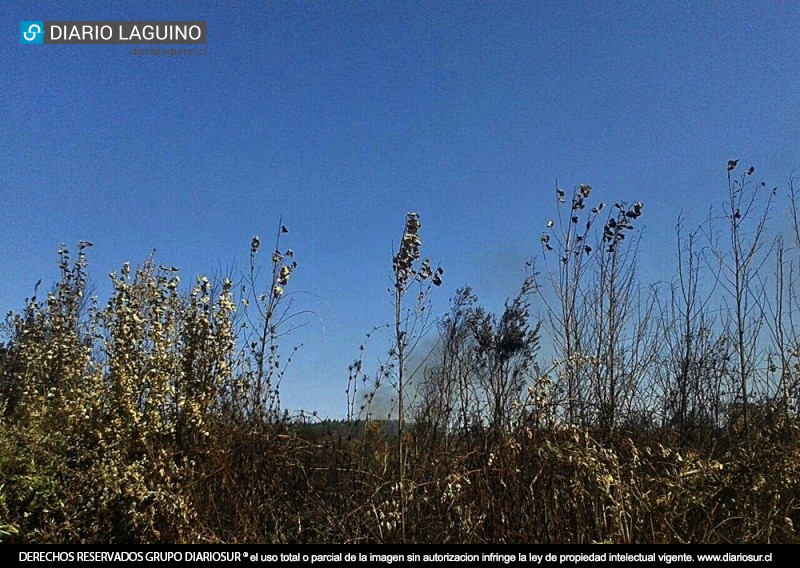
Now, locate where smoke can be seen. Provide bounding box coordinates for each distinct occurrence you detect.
[358,331,443,423]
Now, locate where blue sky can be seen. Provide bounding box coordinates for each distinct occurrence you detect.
[2,1,799,417]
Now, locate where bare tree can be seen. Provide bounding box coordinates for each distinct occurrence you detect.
[655,217,730,442]
[708,162,776,439]
[535,183,603,425]
[389,212,442,542]
[586,200,649,430]
[536,184,649,430]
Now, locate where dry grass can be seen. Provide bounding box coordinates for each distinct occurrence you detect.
[2,168,800,542]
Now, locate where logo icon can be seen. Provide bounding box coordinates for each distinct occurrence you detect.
[20,21,44,44]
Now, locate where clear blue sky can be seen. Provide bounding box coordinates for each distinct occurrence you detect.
[2,1,799,416]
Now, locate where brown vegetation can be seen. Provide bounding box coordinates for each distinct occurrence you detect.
[1,164,800,543]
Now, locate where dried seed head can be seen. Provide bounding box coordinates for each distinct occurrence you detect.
[393,213,424,288]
